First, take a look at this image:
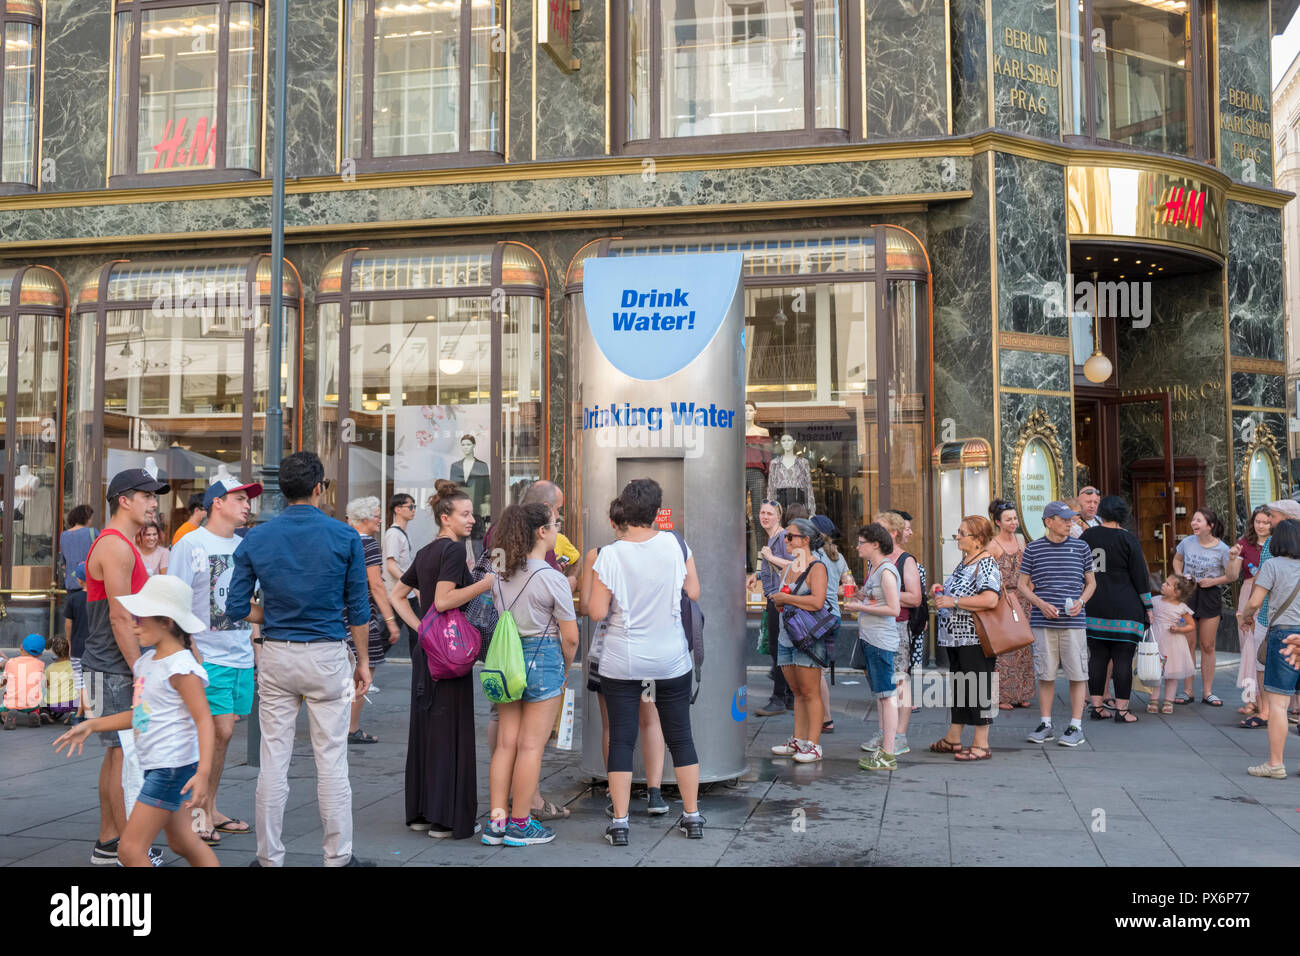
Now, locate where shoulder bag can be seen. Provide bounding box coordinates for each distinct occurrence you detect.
[779,564,836,668]
[1258,575,1300,666]
[967,553,1034,659]
[671,532,706,703]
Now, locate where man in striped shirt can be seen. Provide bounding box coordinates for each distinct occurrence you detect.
[1018,501,1097,748]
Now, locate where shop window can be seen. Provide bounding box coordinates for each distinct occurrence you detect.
[342,0,504,172]
[69,256,299,533]
[1062,0,1212,161]
[617,0,846,150]
[0,266,65,592]
[109,0,264,186]
[0,1,39,191]
[565,227,930,575]
[314,243,545,550]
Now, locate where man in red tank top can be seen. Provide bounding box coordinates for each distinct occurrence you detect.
[83,468,170,866]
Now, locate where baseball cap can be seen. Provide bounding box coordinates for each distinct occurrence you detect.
[203,476,263,510]
[21,633,45,656]
[1042,501,1079,521]
[810,514,839,538]
[114,575,205,634]
[1266,499,1300,520]
[107,468,170,503]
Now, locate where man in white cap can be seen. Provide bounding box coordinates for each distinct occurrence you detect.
[167,475,262,845]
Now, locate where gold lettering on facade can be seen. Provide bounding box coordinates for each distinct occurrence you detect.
[996,29,1058,115]
[1223,86,1272,144]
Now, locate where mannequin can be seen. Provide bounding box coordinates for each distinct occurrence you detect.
[210,463,234,486]
[14,464,51,560]
[744,402,771,568]
[143,456,159,479]
[448,434,490,557]
[767,433,815,514]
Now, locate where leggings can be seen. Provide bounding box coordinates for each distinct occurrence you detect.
[603,671,698,774]
[1087,638,1135,700]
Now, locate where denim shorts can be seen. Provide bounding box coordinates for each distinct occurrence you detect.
[777,638,827,669]
[136,762,199,812]
[1263,626,1300,696]
[85,670,133,747]
[861,642,897,699]
[521,637,565,703]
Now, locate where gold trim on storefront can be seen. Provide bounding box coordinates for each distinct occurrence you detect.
[1000,332,1071,355]
[1000,386,1073,398]
[989,150,1001,496]
[1223,267,1235,541]
[1230,404,1288,414]
[1229,356,1285,375]
[944,0,952,136]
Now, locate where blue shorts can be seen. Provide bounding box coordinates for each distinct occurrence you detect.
[521,637,565,703]
[136,762,200,812]
[204,663,254,716]
[1263,626,1300,697]
[861,642,897,699]
[777,638,827,669]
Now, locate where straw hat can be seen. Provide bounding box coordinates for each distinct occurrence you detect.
[114,575,205,634]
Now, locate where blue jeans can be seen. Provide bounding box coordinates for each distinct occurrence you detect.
[520,637,565,703]
[136,762,200,812]
[777,638,827,669]
[1263,626,1300,696]
[861,642,897,699]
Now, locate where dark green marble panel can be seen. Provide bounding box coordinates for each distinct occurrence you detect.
[990,0,1060,139]
[1231,371,1285,409]
[1218,0,1273,185]
[865,0,947,141]
[535,5,605,161]
[1227,201,1283,362]
[995,153,1066,336]
[999,348,1069,392]
[930,153,994,447]
[509,6,533,163]
[285,0,339,179]
[1116,270,1228,519]
[1233,410,1289,535]
[950,0,988,134]
[1000,391,1073,502]
[41,2,111,191]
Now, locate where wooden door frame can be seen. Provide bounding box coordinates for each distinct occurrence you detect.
[1100,391,1175,570]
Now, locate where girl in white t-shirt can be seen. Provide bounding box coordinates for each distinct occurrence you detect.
[54,575,217,867]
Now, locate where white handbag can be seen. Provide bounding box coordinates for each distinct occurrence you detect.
[1136,628,1164,685]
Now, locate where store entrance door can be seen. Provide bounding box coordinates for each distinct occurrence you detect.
[1104,392,1175,579]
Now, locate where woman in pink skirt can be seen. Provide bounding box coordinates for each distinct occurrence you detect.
[987,499,1034,708]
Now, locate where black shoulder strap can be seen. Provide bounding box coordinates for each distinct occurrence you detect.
[672,530,688,562]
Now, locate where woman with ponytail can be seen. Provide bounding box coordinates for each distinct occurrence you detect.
[391,479,497,839]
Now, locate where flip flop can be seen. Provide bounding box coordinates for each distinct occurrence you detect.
[1173,693,1193,705]
[1202,695,1223,707]
[198,829,221,846]
[531,800,571,821]
[347,729,378,744]
[214,818,250,834]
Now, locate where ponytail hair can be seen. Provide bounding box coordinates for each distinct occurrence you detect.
[428,478,469,530]
[608,497,626,529]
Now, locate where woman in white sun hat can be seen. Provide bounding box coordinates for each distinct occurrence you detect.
[54,575,218,867]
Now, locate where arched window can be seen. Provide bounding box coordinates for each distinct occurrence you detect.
[614,0,847,151]
[0,0,41,191]
[109,0,265,185]
[1062,0,1213,161]
[341,0,505,171]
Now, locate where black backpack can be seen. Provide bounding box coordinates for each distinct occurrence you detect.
[895,551,929,638]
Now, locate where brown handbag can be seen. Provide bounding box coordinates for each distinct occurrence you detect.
[972,587,1035,659]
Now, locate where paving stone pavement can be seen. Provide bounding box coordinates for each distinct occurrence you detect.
[3,656,1298,866]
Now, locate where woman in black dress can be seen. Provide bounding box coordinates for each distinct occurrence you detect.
[391,479,496,838]
[1081,496,1152,723]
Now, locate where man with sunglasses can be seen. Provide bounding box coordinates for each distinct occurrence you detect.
[1069,487,1102,538]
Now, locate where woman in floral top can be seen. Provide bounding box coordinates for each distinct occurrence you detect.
[930,515,1003,760]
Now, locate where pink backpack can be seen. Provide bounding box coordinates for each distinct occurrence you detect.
[418,605,481,680]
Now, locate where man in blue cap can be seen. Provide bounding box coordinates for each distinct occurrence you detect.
[1018,500,1097,748]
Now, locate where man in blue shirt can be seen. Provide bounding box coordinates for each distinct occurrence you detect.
[226,451,373,867]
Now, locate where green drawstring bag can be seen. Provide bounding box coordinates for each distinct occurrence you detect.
[757,604,770,656]
[480,569,542,704]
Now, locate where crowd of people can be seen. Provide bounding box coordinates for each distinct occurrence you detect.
[12,454,1300,865]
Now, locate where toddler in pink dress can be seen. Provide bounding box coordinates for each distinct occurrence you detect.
[1149,574,1197,713]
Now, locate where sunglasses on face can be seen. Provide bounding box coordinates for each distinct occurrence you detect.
[784,533,806,542]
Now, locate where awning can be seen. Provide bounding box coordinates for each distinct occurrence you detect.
[0,266,66,312]
[75,255,301,310]
[318,242,547,299]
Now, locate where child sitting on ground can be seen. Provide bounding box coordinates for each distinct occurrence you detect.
[1149,575,1197,715]
[2,634,47,729]
[43,636,77,723]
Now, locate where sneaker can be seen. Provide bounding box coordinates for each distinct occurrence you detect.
[676,813,706,839]
[771,736,800,756]
[1247,762,1287,779]
[2,711,16,731]
[27,711,42,728]
[481,820,507,845]
[428,823,481,839]
[893,734,910,756]
[858,751,898,771]
[1058,725,1085,747]
[407,821,432,832]
[344,856,376,866]
[860,730,883,753]
[503,818,556,847]
[604,824,629,847]
[90,839,119,865]
[646,788,670,815]
[754,697,788,717]
[147,846,163,867]
[1027,722,1056,744]
[793,742,823,763]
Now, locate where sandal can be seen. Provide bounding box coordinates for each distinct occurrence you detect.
[1089,705,1114,720]
[1102,698,1116,710]
[1238,703,1258,716]
[954,745,992,761]
[198,829,221,846]
[1173,692,1193,705]
[1238,715,1268,729]
[1146,701,1160,714]
[822,720,835,734]
[214,818,250,834]
[346,729,378,744]
[1161,702,1173,715]
[1113,709,1138,723]
[929,738,964,753]
[531,800,571,821]
[1202,695,1223,707]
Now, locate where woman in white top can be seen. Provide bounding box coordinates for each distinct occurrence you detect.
[587,478,704,846]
